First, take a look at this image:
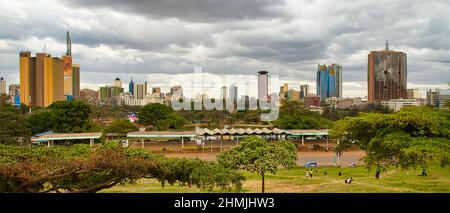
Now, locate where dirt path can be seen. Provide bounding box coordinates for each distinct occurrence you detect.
[164,151,366,166]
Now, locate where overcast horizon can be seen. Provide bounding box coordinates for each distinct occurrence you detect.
[1,0,449,98]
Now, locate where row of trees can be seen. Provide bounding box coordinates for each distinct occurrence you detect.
[0,136,298,193]
[0,142,244,193]
[330,106,450,177]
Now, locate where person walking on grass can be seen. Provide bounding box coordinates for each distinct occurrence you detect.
[305,170,309,179]
[310,169,314,178]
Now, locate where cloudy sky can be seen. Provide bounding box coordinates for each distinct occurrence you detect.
[0,0,449,98]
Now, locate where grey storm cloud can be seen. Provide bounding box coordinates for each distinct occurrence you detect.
[61,0,285,22]
[0,0,450,98]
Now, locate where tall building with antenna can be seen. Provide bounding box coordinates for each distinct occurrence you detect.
[63,31,73,98]
[368,41,407,103]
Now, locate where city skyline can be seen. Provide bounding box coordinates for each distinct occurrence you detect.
[0,0,449,99]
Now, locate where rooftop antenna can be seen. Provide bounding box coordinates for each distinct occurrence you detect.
[386,40,389,50]
[66,31,71,56]
[43,39,47,53]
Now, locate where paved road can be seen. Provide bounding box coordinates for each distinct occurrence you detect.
[165,151,365,167]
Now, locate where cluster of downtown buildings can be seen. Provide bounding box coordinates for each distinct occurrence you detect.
[0,33,449,112]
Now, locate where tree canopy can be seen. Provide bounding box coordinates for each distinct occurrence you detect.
[0,143,244,193]
[274,101,331,129]
[105,119,138,135]
[217,136,297,193]
[48,100,93,133]
[330,106,450,176]
[0,108,31,145]
[138,103,185,130]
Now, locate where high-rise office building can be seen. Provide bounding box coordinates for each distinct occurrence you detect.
[286,89,300,101]
[170,85,183,99]
[99,86,124,101]
[406,89,420,99]
[114,77,122,88]
[134,84,145,99]
[0,77,6,95]
[280,83,288,99]
[316,64,343,100]
[63,31,73,97]
[221,86,227,100]
[427,88,450,108]
[72,64,80,98]
[129,76,135,95]
[300,84,309,99]
[19,51,65,107]
[368,41,407,103]
[8,84,19,97]
[152,87,161,94]
[8,84,20,105]
[144,81,148,95]
[229,84,238,101]
[257,71,269,100]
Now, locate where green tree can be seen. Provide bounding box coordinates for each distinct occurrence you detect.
[138,103,174,126]
[48,100,93,133]
[217,136,297,193]
[0,110,31,145]
[105,119,138,135]
[330,106,450,177]
[167,113,186,130]
[138,103,186,130]
[26,111,53,134]
[274,100,331,129]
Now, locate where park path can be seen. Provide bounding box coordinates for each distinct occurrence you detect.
[164,150,366,166]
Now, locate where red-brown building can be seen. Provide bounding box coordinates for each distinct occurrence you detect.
[304,95,321,108]
[368,41,407,103]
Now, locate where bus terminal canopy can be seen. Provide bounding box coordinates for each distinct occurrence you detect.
[127,131,196,138]
[31,132,103,147]
[196,128,285,136]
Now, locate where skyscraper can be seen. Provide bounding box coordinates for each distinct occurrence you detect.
[170,85,183,99]
[8,84,20,105]
[229,84,238,101]
[300,84,309,99]
[426,88,450,108]
[134,84,145,99]
[99,86,124,101]
[152,87,161,94]
[368,41,407,103]
[257,71,269,100]
[72,64,80,98]
[114,77,122,88]
[19,51,64,107]
[316,64,343,100]
[8,84,19,97]
[129,76,135,95]
[221,86,227,100]
[407,89,420,99]
[0,77,6,95]
[63,31,73,97]
[144,81,148,95]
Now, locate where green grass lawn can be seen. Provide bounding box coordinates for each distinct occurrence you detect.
[100,165,450,193]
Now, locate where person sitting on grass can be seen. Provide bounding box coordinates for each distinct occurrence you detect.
[345,177,353,184]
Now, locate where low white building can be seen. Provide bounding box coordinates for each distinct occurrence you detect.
[381,99,420,112]
[117,92,165,106]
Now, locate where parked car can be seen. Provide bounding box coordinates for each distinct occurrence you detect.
[304,161,318,167]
